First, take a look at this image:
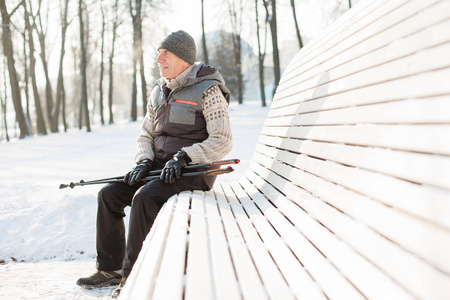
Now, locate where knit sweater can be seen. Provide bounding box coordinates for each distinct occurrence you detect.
[135,64,233,165]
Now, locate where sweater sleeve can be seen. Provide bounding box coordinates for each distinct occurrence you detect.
[182,85,233,164]
[134,102,156,163]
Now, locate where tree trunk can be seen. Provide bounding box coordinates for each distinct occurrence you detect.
[349,0,352,9]
[264,0,280,96]
[99,0,106,125]
[36,13,57,132]
[24,1,47,135]
[0,0,32,138]
[201,0,208,64]
[78,0,91,132]
[56,0,69,132]
[22,25,32,126]
[108,0,120,125]
[234,33,243,104]
[255,0,266,107]
[129,0,140,121]
[290,0,303,49]
[1,57,10,141]
[227,0,244,104]
[139,50,147,116]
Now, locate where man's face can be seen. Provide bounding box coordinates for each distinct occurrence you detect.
[156,49,189,79]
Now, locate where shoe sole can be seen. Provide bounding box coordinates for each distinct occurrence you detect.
[77,277,122,289]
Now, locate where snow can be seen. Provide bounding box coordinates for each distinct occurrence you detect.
[0,100,269,299]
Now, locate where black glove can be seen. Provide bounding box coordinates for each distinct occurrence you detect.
[124,159,152,185]
[160,151,192,184]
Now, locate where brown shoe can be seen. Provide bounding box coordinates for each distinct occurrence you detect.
[76,270,121,289]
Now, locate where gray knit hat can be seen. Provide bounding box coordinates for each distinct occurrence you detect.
[158,30,196,65]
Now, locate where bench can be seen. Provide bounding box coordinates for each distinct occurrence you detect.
[119,0,450,299]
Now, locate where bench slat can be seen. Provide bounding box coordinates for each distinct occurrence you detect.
[238,178,327,300]
[119,197,177,299]
[270,68,450,115]
[203,190,242,300]
[258,135,450,191]
[241,175,368,299]
[266,96,450,127]
[151,194,190,300]
[184,191,215,300]
[279,0,402,85]
[225,181,296,300]
[279,0,388,82]
[256,143,450,231]
[278,34,450,107]
[249,155,450,296]
[261,124,450,156]
[214,184,269,300]
[277,0,447,98]
[251,151,450,273]
[245,169,415,300]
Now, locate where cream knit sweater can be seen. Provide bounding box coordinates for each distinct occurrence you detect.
[135,65,233,165]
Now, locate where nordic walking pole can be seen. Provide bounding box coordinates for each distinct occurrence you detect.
[59,161,238,189]
[83,159,240,184]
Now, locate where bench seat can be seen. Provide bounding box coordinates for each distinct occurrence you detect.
[119,0,450,298]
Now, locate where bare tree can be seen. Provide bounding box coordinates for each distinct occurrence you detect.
[25,0,49,135]
[1,55,9,141]
[255,0,267,107]
[98,0,106,125]
[263,0,280,96]
[227,0,244,104]
[78,0,91,132]
[108,0,121,125]
[0,0,32,138]
[34,0,59,132]
[56,0,71,132]
[290,0,303,49]
[201,0,208,64]
[21,20,32,126]
[129,0,147,121]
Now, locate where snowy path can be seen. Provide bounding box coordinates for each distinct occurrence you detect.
[0,101,269,299]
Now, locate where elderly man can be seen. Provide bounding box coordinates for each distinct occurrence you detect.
[76,30,232,298]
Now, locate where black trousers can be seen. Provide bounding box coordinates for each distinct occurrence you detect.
[95,174,210,277]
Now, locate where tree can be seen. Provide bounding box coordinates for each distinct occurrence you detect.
[108,0,121,125]
[263,0,280,96]
[227,0,244,104]
[0,0,32,138]
[255,0,267,107]
[98,0,106,125]
[34,0,58,132]
[129,0,147,121]
[78,0,91,132]
[290,0,303,49]
[1,55,9,141]
[56,0,71,132]
[201,0,208,64]
[349,0,352,9]
[24,0,48,135]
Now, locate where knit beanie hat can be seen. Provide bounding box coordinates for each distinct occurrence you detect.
[158,30,197,65]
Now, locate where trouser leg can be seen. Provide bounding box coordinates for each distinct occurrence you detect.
[122,176,209,277]
[96,182,142,271]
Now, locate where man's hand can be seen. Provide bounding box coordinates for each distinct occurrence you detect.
[160,151,192,184]
[124,159,152,185]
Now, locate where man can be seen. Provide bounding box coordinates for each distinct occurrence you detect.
[76,30,232,298]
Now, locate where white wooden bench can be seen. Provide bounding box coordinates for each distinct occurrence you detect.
[120,0,450,299]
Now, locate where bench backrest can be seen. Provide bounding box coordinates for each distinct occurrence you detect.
[245,0,450,298]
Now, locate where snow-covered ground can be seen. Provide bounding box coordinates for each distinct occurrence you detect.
[0,100,269,299]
